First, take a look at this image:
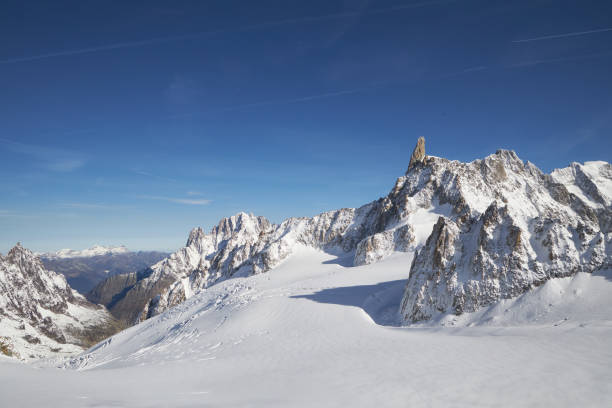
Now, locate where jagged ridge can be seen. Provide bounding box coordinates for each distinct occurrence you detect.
[90,142,612,327]
[399,152,612,322]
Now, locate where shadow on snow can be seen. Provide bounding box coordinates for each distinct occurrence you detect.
[291,279,406,326]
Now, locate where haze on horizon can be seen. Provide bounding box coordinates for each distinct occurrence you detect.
[1,0,611,253]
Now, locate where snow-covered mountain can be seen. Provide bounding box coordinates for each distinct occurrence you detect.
[0,243,122,360]
[90,139,612,326]
[40,245,130,259]
[2,140,611,406]
[91,200,417,323]
[399,151,611,323]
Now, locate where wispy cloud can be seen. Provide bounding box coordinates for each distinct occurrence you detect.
[137,195,211,205]
[60,202,125,210]
[0,34,203,65]
[0,0,456,65]
[0,209,82,221]
[132,169,178,183]
[440,66,488,79]
[0,209,39,219]
[0,138,86,172]
[513,27,612,43]
[46,158,86,172]
[186,191,205,196]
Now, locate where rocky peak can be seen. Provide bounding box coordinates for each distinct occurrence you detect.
[186,227,205,247]
[407,136,426,170]
[399,154,612,323]
[7,242,39,267]
[8,241,26,254]
[211,212,271,242]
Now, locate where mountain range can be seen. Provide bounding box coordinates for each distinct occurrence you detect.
[2,138,611,357]
[38,246,169,294]
[86,139,611,328]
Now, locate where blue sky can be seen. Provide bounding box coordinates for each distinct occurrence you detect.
[1,0,611,253]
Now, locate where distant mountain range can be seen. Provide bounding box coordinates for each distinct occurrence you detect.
[38,246,169,294]
[39,245,131,259]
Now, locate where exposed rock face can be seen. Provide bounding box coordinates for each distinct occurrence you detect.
[408,136,426,169]
[0,244,122,359]
[399,154,612,323]
[87,272,140,308]
[354,225,415,266]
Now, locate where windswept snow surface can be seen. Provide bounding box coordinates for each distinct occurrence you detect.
[1,247,611,407]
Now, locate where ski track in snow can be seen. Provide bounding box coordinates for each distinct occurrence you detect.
[1,246,612,407]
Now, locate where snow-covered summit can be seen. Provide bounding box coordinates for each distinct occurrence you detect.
[41,245,129,259]
[399,150,612,322]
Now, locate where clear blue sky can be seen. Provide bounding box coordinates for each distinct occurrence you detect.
[1,0,611,253]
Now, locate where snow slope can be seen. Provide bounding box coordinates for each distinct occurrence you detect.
[2,247,611,407]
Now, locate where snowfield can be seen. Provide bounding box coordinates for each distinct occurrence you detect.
[2,246,611,407]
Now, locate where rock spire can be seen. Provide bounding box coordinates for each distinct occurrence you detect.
[408,137,426,169]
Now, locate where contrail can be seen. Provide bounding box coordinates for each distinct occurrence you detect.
[168,83,389,119]
[513,27,612,43]
[0,34,204,64]
[508,49,612,67]
[0,0,456,65]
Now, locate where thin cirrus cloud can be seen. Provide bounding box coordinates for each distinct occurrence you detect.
[512,27,612,43]
[0,209,39,219]
[0,0,455,65]
[133,169,178,183]
[138,195,211,205]
[507,49,612,68]
[168,82,387,119]
[0,138,86,172]
[60,202,126,210]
